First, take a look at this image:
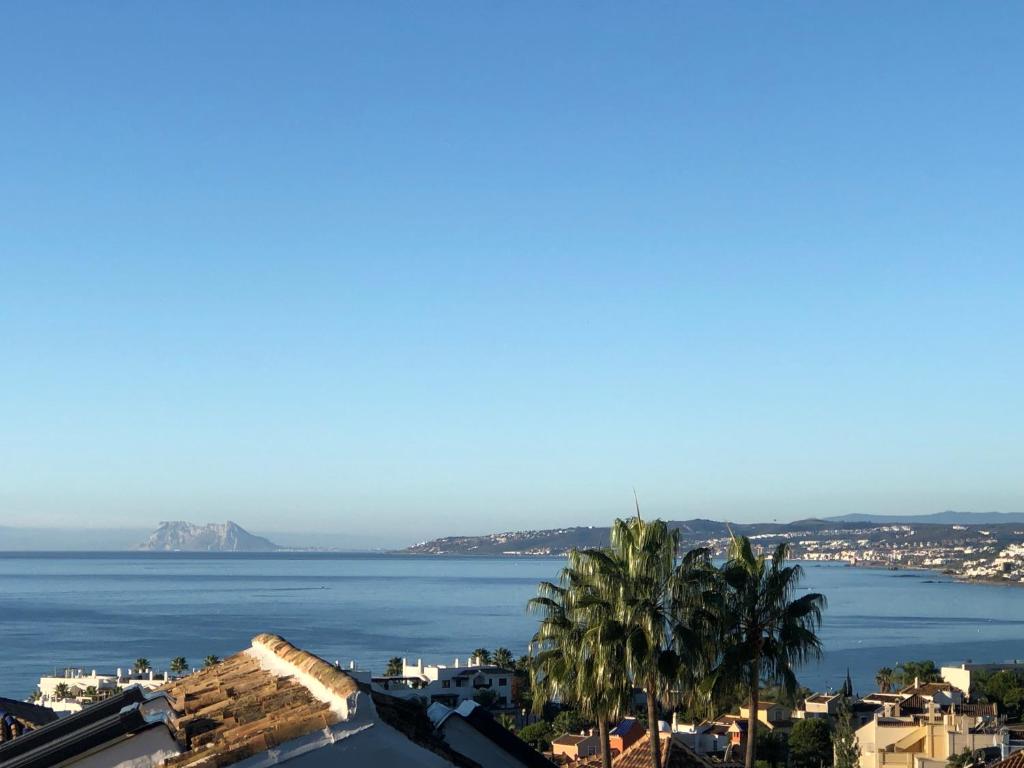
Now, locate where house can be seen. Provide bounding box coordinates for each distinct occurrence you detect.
[737,702,792,729]
[0,633,551,768]
[897,681,963,707]
[854,702,1006,768]
[35,666,172,714]
[552,731,602,760]
[0,698,57,742]
[671,718,732,756]
[797,694,842,720]
[609,718,645,755]
[942,663,1024,696]
[428,700,556,768]
[374,657,516,709]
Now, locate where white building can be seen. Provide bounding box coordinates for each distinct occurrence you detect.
[36,667,171,714]
[373,656,516,709]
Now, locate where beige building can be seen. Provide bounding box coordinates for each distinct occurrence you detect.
[855,703,1001,768]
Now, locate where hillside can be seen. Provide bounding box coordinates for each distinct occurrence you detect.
[140,521,280,552]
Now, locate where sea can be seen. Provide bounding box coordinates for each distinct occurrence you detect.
[1,552,1023,701]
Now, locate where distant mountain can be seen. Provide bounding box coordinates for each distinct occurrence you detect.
[140,521,280,552]
[826,511,1024,525]
[0,526,148,551]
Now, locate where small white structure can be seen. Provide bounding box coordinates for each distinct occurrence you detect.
[374,656,516,709]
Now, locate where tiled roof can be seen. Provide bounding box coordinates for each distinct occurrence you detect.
[554,734,593,745]
[160,637,345,767]
[613,734,708,768]
[0,698,57,730]
[985,750,1024,768]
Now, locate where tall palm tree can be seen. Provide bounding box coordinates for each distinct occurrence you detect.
[711,536,826,768]
[385,657,404,676]
[573,517,716,768]
[529,565,631,768]
[875,667,894,693]
[203,654,221,669]
[472,648,491,665]
[492,647,516,669]
[53,682,71,699]
[170,657,189,675]
[134,658,151,674]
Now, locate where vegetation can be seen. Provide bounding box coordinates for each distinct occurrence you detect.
[497,713,516,731]
[972,668,1024,719]
[203,654,221,668]
[170,657,189,675]
[385,657,404,677]
[894,660,940,686]
[529,518,825,768]
[833,698,861,768]
[875,667,894,693]
[788,717,833,768]
[53,682,71,699]
[517,720,555,751]
[947,748,984,768]
[492,647,515,669]
[709,538,826,768]
[552,708,591,736]
[472,648,491,664]
[755,730,788,768]
[134,657,151,673]
[473,689,499,709]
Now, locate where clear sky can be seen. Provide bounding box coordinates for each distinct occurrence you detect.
[1,3,1022,546]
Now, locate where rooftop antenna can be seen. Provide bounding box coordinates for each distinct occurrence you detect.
[633,487,642,523]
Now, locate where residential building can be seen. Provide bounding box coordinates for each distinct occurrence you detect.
[737,702,792,729]
[797,693,842,720]
[552,731,601,760]
[0,698,57,742]
[0,633,551,768]
[373,656,516,709]
[35,667,171,714]
[942,663,1024,696]
[609,718,645,755]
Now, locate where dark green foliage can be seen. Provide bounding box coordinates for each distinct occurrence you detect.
[385,657,404,676]
[894,660,940,686]
[755,730,788,768]
[972,668,1024,718]
[473,689,500,709]
[518,720,555,751]
[833,698,861,768]
[552,708,590,735]
[788,718,833,768]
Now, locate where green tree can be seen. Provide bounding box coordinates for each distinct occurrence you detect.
[134,658,151,674]
[553,708,590,735]
[833,698,861,768]
[875,667,894,693]
[53,682,71,699]
[472,648,491,664]
[709,536,826,768]
[948,748,983,768]
[895,660,940,687]
[170,657,189,675]
[571,516,717,768]
[497,713,517,731]
[203,654,221,669]
[474,689,499,709]
[518,721,555,751]
[385,657,404,676]
[529,560,632,768]
[493,647,516,669]
[789,718,833,768]
[756,730,788,768]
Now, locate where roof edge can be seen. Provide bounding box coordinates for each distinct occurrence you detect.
[247,633,360,718]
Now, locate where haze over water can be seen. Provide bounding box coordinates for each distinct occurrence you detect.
[2,552,1022,700]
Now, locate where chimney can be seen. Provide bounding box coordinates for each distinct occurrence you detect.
[915,676,920,688]
[117,668,122,678]
[149,670,154,680]
[1001,728,1010,760]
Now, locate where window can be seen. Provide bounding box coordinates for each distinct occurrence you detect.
[455,679,465,687]
[442,680,450,689]
[498,678,507,686]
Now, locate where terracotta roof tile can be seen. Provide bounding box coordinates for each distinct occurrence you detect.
[987,751,1024,768]
[159,637,350,768]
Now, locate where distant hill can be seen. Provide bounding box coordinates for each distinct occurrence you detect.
[826,511,1024,525]
[0,526,148,551]
[140,521,280,552]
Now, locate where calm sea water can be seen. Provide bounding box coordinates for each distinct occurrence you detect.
[1,553,1022,700]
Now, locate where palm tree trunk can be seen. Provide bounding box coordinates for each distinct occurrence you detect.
[745,654,759,768]
[599,719,613,768]
[647,678,661,768]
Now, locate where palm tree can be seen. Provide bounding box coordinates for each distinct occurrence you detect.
[875,667,894,693]
[385,657,404,676]
[134,658,151,674]
[529,563,632,768]
[170,657,189,675]
[472,648,491,665]
[492,647,516,669]
[711,536,826,768]
[53,682,71,699]
[203,654,221,669]
[572,516,716,768]
[497,712,517,731]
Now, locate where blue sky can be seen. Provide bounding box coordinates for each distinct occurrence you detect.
[1,3,1022,545]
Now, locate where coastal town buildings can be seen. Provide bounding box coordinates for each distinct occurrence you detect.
[35,667,172,714]
[0,634,552,768]
[372,656,517,710]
